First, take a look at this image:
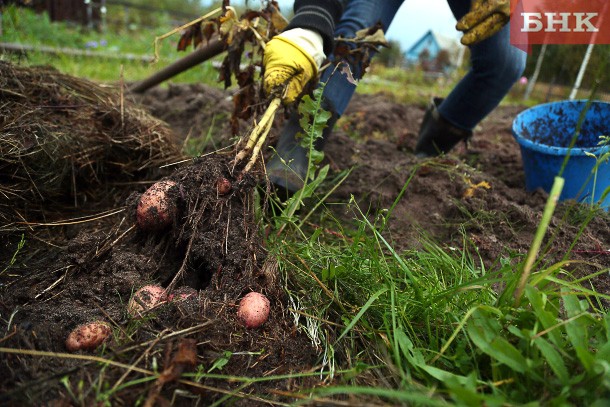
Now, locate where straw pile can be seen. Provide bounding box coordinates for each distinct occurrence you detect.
[0,61,184,230]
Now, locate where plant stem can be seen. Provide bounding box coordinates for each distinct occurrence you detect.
[514,176,565,306]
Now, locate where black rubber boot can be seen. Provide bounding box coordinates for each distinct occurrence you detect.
[266,102,338,198]
[415,97,473,158]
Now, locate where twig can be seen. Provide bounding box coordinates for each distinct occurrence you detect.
[152,7,225,63]
[16,208,125,227]
[0,347,278,403]
[0,326,18,345]
[110,329,170,393]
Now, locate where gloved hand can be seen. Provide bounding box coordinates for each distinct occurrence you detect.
[263,28,325,104]
[456,0,510,46]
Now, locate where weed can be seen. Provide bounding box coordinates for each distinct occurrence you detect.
[1,234,25,277]
[269,166,609,404]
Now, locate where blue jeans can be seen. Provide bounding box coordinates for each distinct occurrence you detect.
[321,0,527,131]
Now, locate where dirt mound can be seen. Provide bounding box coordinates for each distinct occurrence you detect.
[1,152,319,405]
[0,62,183,231]
[0,68,317,405]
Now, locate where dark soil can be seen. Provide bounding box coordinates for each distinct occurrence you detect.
[1,78,609,406]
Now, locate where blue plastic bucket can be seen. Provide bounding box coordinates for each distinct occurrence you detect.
[512,100,610,210]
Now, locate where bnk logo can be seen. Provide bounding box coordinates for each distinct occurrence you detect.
[522,12,599,33]
[510,0,610,47]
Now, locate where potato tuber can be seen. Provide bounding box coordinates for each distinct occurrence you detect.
[128,284,167,317]
[216,177,232,196]
[237,292,270,329]
[136,180,177,231]
[65,321,112,352]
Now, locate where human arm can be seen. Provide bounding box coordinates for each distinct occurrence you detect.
[263,0,346,103]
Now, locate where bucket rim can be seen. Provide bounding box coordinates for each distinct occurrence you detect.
[512,100,610,157]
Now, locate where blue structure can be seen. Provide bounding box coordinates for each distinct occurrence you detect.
[405,30,462,71]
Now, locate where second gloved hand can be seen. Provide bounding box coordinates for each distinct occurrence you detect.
[456,0,510,46]
[263,28,325,104]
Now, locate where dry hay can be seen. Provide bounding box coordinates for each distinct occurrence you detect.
[0,61,184,231]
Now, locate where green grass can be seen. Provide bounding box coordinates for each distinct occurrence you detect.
[260,90,610,405]
[358,64,539,107]
[267,181,610,405]
[1,6,221,85]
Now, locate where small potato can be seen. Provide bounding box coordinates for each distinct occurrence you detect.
[66,321,112,352]
[216,177,232,196]
[136,180,177,231]
[237,292,270,329]
[128,284,167,317]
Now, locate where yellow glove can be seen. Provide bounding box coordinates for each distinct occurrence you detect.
[456,0,510,46]
[263,28,324,104]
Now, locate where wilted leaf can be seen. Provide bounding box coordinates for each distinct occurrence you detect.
[463,179,491,198]
[202,21,216,42]
[269,3,288,32]
[353,26,390,47]
[340,63,357,85]
[177,23,202,51]
[219,8,237,45]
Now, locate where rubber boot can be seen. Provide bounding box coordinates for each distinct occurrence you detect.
[415,97,473,158]
[266,102,338,199]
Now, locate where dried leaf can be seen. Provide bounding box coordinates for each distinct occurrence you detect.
[177,24,200,51]
[144,339,198,407]
[219,8,237,45]
[269,4,288,32]
[158,338,198,384]
[354,25,390,47]
[172,338,198,366]
[340,63,357,85]
[463,180,491,198]
[202,21,216,42]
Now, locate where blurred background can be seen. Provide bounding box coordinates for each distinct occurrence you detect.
[1,0,608,104]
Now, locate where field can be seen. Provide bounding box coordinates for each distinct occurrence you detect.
[1,6,610,407]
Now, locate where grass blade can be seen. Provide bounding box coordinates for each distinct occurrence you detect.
[466,308,528,373]
[334,288,387,344]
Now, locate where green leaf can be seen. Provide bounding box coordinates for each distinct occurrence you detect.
[533,336,570,384]
[526,286,563,348]
[208,351,232,372]
[395,329,425,367]
[562,291,595,371]
[466,308,529,373]
[596,337,610,363]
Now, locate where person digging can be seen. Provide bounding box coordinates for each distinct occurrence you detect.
[262,0,525,198]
